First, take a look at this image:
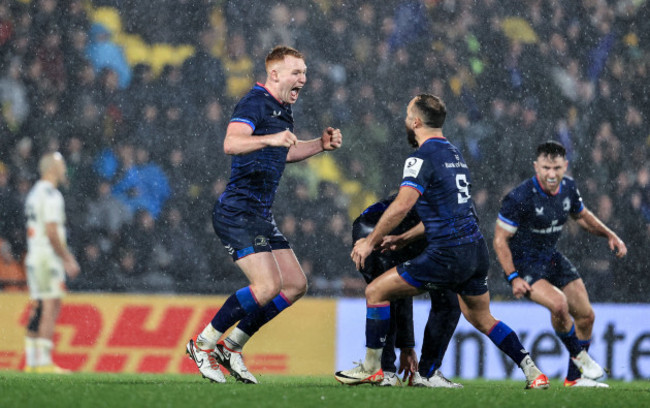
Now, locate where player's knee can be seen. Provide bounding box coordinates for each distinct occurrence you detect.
[575,308,595,329]
[364,282,384,304]
[284,277,308,301]
[464,312,493,334]
[549,298,570,319]
[252,281,282,305]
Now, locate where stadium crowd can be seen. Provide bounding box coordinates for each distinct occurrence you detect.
[0,0,648,301]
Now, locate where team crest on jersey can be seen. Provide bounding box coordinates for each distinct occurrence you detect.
[403,157,423,178]
[563,197,571,211]
[254,235,268,247]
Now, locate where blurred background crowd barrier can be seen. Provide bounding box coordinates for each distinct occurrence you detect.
[0,0,649,302]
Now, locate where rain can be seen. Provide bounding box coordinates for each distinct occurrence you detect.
[0,0,648,305]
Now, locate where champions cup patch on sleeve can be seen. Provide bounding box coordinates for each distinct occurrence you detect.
[403,157,423,178]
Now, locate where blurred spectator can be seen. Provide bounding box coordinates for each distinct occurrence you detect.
[0,237,25,291]
[85,23,131,89]
[0,163,24,259]
[186,98,228,179]
[181,28,226,106]
[112,146,170,219]
[10,137,38,182]
[85,180,133,237]
[222,31,253,103]
[0,57,30,131]
[158,206,208,292]
[36,28,66,92]
[68,240,112,292]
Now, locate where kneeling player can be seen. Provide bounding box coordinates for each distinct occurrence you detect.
[352,196,461,388]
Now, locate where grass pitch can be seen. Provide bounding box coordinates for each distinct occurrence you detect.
[1,372,648,408]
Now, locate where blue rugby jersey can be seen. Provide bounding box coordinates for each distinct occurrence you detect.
[219,83,294,219]
[400,137,483,247]
[497,176,584,262]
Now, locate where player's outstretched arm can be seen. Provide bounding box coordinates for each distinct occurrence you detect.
[572,208,627,258]
[286,127,342,162]
[224,122,298,155]
[494,221,531,299]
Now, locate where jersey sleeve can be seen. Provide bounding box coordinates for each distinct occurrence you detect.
[497,191,523,233]
[400,154,432,195]
[569,182,585,214]
[42,191,64,224]
[229,96,264,131]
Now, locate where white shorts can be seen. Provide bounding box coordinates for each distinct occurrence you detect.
[25,250,66,300]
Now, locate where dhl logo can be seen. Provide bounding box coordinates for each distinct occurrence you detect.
[0,293,335,375]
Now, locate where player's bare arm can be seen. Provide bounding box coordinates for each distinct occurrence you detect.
[45,222,80,279]
[286,127,342,162]
[224,122,298,155]
[571,208,627,258]
[380,221,425,252]
[351,187,419,270]
[494,221,532,299]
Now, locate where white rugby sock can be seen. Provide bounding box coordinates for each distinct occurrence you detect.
[197,324,222,350]
[225,328,250,352]
[35,338,53,366]
[364,348,383,372]
[25,337,37,368]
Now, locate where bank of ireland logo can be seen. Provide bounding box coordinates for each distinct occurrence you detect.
[254,235,268,247]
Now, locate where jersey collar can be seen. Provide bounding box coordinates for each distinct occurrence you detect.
[420,135,447,147]
[254,82,287,107]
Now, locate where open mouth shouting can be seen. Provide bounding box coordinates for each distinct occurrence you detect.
[289,86,302,102]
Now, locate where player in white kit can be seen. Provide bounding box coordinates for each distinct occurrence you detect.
[23,152,80,373]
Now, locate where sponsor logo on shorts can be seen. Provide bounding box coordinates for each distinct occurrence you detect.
[225,244,234,255]
[422,282,441,291]
[254,235,268,247]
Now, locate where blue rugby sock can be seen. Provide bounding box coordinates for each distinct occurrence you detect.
[236,293,292,336]
[556,324,583,357]
[366,303,390,349]
[488,321,528,365]
[211,286,260,333]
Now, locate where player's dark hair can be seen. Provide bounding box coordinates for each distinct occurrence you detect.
[414,94,446,128]
[536,141,566,160]
[265,46,304,70]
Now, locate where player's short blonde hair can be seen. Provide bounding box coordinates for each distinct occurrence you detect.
[265,46,304,72]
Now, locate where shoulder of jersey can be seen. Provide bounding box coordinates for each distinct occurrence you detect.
[562,175,576,186]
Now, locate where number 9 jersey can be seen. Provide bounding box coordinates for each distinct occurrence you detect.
[399,137,483,247]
